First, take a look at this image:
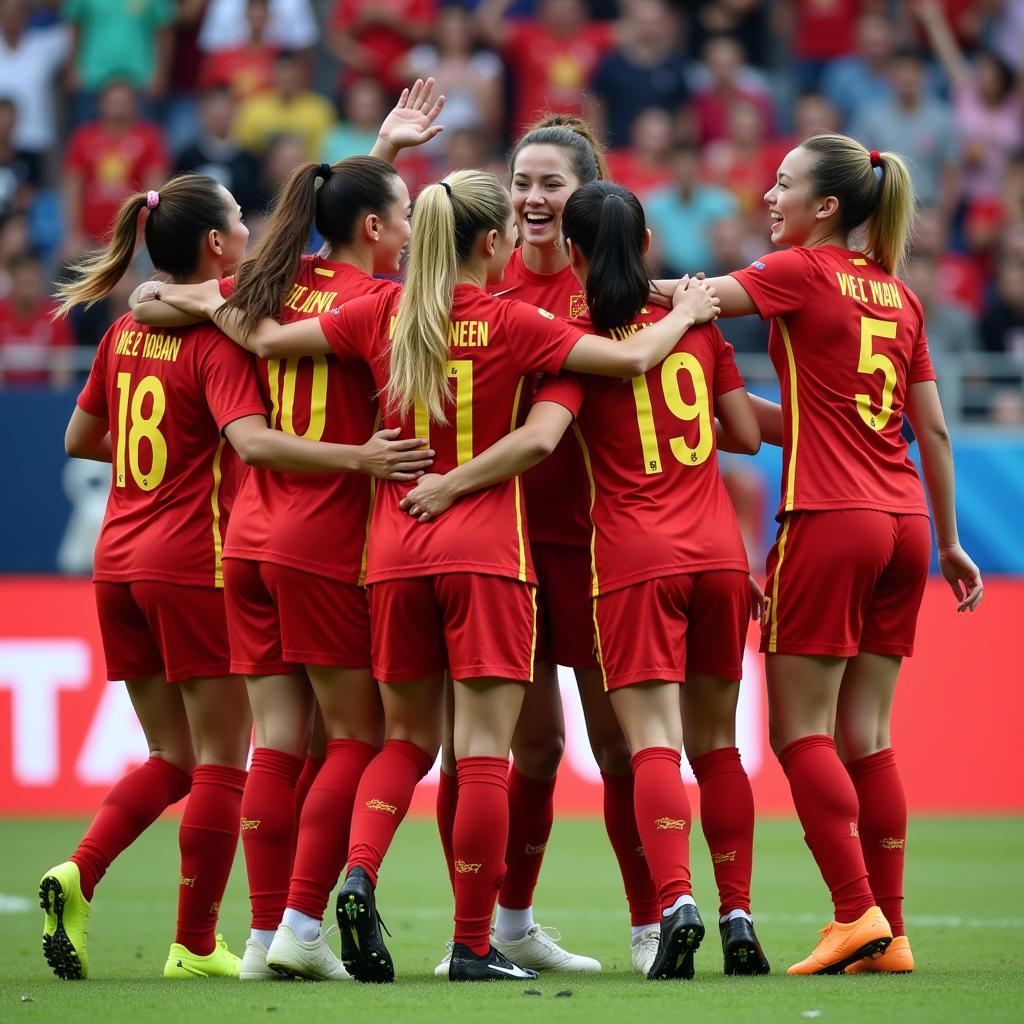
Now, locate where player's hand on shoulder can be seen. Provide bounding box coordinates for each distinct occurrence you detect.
[399,473,454,522]
[360,427,434,482]
[672,274,721,324]
[938,543,983,613]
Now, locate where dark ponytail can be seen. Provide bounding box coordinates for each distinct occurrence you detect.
[225,155,401,335]
[55,174,230,316]
[562,181,649,333]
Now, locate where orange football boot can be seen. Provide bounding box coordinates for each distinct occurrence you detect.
[786,906,892,975]
[845,934,914,974]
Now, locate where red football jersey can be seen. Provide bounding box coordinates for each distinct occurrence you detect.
[77,314,266,587]
[490,247,592,547]
[319,284,585,583]
[730,246,935,520]
[536,307,749,595]
[223,256,397,584]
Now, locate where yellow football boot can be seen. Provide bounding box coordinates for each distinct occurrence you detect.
[787,906,892,975]
[39,861,91,980]
[163,934,241,978]
[845,934,914,974]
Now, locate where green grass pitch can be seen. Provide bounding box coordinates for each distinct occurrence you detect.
[1,817,1022,1023]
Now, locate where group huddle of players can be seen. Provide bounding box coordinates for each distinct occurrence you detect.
[37,80,982,986]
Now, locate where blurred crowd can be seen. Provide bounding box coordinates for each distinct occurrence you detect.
[0,0,1022,422]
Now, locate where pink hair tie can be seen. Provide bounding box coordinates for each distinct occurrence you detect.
[146,190,160,209]
[869,150,881,168]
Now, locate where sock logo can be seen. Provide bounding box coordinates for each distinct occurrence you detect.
[179,874,196,888]
[712,850,737,864]
[849,822,860,838]
[241,817,260,831]
[524,842,547,855]
[655,817,686,831]
[635,845,645,857]
[209,901,221,916]
[455,858,483,874]
[366,798,398,815]
[880,837,905,849]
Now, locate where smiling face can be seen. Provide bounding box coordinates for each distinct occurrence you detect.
[511,143,580,250]
[764,146,829,247]
[371,175,413,275]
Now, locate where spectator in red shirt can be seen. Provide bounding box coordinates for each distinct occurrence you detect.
[702,96,788,221]
[478,0,615,135]
[605,106,674,201]
[912,204,985,316]
[61,79,168,259]
[0,252,72,387]
[328,0,436,97]
[199,0,278,101]
[787,0,861,87]
[692,34,777,145]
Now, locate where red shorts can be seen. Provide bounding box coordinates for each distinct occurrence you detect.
[762,510,931,658]
[532,542,599,669]
[223,558,371,675]
[368,573,537,683]
[94,580,231,684]
[594,570,749,690]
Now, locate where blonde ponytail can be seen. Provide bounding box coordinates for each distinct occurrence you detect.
[802,133,917,276]
[54,193,149,316]
[389,182,458,423]
[865,151,915,276]
[388,170,512,424]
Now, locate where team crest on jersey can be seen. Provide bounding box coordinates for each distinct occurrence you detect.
[537,307,555,320]
[568,293,589,319]
[750,260,765,270]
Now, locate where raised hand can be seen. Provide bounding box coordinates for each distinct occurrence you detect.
[372,78,446,161]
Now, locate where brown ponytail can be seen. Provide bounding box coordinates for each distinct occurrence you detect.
[225,155,400,336]
[55,173,231,317]
[802,133,916,275]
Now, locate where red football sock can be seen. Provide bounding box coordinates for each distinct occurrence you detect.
[630,747,692,910]
[176,764,247,955]
[600,771,660,926]
[498,766,556,911]
[846,747,906,936]
[293,755,324,828]
[241,748,303,929]
[691,747,754,917]
[453,756,509,955]
[436,769,458,895]
[347,740,435,885]
[71,756,192,901]
[287,739,377,920]
[778,735,875,923]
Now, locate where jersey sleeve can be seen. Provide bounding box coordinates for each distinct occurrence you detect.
[904,290,936,384]
[711,327,746,395]
[533,372,586,418]
[77,333,110,419]
[318,292,384,362]
[729,248,818,320]
[503,300,586,375]
[198,330,269,431]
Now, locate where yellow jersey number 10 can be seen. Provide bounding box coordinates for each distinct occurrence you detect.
[414,359,474,465]
[114,372,168,491]
[630,352,713,475]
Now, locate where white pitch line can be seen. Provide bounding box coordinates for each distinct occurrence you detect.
[0,894,34,913]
